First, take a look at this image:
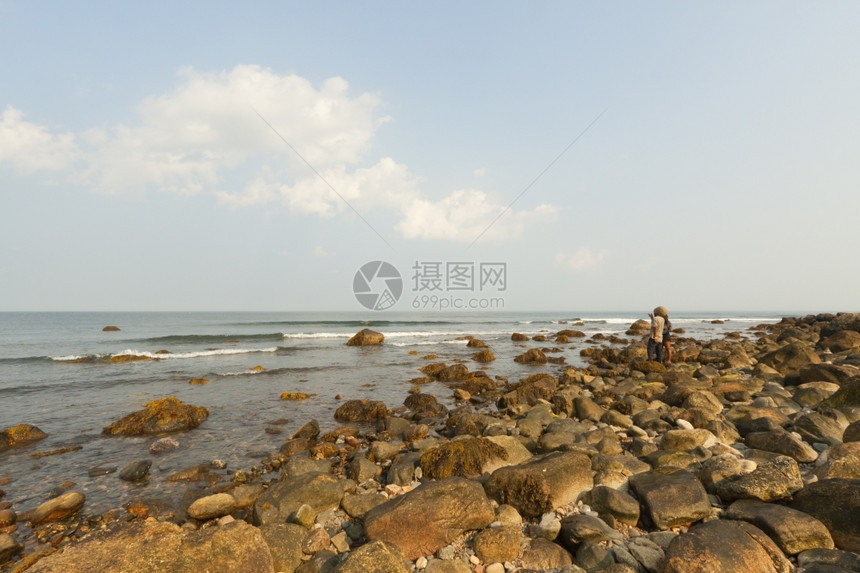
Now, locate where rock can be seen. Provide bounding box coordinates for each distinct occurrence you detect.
[511,332,529,341]
[291,419,321,440]
[302,526,331,554]
[189,378,210,385]
[799,363,860,385]
[628,468,711,530]
[466,338,488,348]
[514,348,548,364]
[557,514,624,556]
[520,537,573,570]
[28,491,86,524]
[662,520,792,573]
[472,526,523,563]
[334,540,409,573]
[745,429,820,463]
[814,442,860,479]
[259,523,307,573]
[796,548,860,572]
[0,423,48,450]
[472,349,496,362]
[102,325,120,331]
[0,533,22,563]
[346,328,384,346]
[364,477,495,560]
[660,428,718,451]
[251,471,347,526]
[346,457,382,483]
[26,519,274,573]
[484,451,593,519]
[583,485,640,526]
[498,374,558,410]
[726,498,835,555]
[334,399,388,423]
[280,392,310,400]
[757,341,821,375]
[188,493,237,520]
[149,436,180,454]
[341,492,387,518]
[404,393,448,418]
[793,412,846,446]
[714,455,804,502]
[845,420,860,443]
[819,330,860,353]
[0,509,15,527]
[419,437,509,479]
[822,379,860,408]
[794,382,841,407]
[118,460,152,482]
[791,478,860,552]
[102,396,209,436]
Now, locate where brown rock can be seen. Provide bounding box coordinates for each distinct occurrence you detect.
[1,424,48,450]
[334,540,409,573]
[472,349,496,363]
[472,526,523,563]
[333,399,388,423]
[791,478,860,552]
[364,477,495,560]
[30,491,86,524]
[101,325,120,331]
[346,328,384,346]
[628,468,711,530]
[514,348,547,364]
[251,472,346,526]
[102,396,209,436]
[757,341,821,375]
[187,493,237,521]
[725,498,834,555]
[419,437,509,479]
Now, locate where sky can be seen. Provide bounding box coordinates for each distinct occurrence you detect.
[1,1,859,313]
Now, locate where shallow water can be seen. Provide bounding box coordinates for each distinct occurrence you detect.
[0,310,783,514]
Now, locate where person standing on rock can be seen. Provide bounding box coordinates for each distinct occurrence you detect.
[648,306,666,362]
[660,307,673,363]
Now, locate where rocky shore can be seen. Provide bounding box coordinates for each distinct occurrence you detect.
[2,312,859,572]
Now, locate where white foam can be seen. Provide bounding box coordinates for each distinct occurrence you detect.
[111,347,278,360]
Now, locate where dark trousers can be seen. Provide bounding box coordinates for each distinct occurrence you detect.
[648,338,663,362]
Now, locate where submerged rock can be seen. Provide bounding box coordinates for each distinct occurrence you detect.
[346,328,384,346]
[102,396,209,436]
[0,423,48,450]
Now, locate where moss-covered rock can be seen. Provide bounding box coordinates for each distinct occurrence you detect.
[102,396,209,436]
[419,437,509,479]
[1,424,48,451]
[334,399,388,423]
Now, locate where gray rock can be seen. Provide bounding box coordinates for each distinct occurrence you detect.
[726,498,835,555]
[629,468,711,530]
[797,548,860,572]
[814,442,860,480]
[626,536,665,572]
[745,429,820,463]
[558,514,624,555]
[30,491,86,524]
[794,413,846,446]
[583,486,640,526]
[118,459,152,482]
[259,523,307,573]
[791,478,860,552]
[520,537,573,570]
[251,471,348,526]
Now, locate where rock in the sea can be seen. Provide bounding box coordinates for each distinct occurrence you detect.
[26,519,273,573]
[334,399,388,423]
[404,393,448,418]
[346,328,384,346]
[725,498,834,555]
[102,396,209,436]
[484,451,593,519]
[791,478,860,552]
[628,468,711,530]
[118,460,152,482]
[514,348,548,364]
[364,477,495,560]
[662,519,792,573]
[188,493,238,521]
[0,423,48,451]
[0,533,22,564]
[101,325,120,331]
[472,349,496,363]
[149,436,180,454]
[29,491,86,524]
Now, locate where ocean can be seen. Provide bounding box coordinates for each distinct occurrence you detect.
[0,310,786,515]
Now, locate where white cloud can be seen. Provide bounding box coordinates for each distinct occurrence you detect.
[555,248,608,271]
[473,168,486,177]
[396,189,557,242]
[313,246,333,257]
[0,106,80,173]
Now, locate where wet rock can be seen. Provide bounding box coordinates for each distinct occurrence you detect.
[404,393,448,418]
[472,349,496,362]
[149,436,180,454]
[346,328,384,346]
[102,325,120,331]
[714,455,804,502]
[511,332,529,341]
[187,493,237,520]
[291,419,321,440]
[484,451,593,519]
[514,348,548,364]
[334,399,388,423]
[0,423,48,450]
[26,519,273,573]
[628,468,711,530]
[466,338,488,348]
[29,493,87,525]
[364,477,494,560]
[791,478,860,552]
[0,533,22,563]
[726,498,834,555]
[662,519,792,573]
[498,374,558,410]
[118,460,152,482]
[102,396,209,436]
[821,379,860,408]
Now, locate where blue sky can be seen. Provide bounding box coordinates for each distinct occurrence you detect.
[1,1,858,312]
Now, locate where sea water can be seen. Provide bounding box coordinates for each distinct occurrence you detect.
[0,310,785,514]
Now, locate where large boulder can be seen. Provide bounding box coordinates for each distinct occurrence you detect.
[662,520,792,573]
[102,396,209,436]
[725,499,834,555]
[628,468,711,530]
[418,437,509,479]
[1,424,48,451]
[334,540,409,573]
[364,477,495,560]
[821,379,860,408]
[819,330,860,352]
[346,328,384,346]
[251,471,347,526]
[757,341,821,375]
[790,478,860,552]
[26,520,273,573]
[484,451,593,519]
[713,455,804,502]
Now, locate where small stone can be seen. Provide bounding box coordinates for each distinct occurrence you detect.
[30,491,86,524]
[187,493,237,521]
[149,437,180,454]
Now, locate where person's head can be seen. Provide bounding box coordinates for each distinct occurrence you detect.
[654,306,668,318]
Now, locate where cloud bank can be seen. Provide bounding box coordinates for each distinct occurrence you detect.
[0,65,555,242]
